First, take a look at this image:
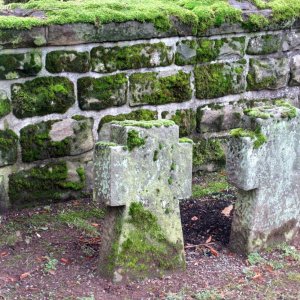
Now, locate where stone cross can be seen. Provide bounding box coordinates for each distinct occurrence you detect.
[94,120,192,282]
[226,101,300,254]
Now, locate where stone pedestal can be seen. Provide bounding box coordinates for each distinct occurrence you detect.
[94,120,192,282]
[226,101,300,254]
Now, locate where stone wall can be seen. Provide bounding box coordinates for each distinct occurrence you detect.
[1,21,300,209]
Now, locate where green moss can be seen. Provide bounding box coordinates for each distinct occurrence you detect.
[95,141,117,147]
[243,14,270,31]
[153,149,159,161]
[115,202,183,276]
[0,92,11,118]
[91,42,172,73]
[11,76,74,119]
[196,39,224,63]
[179,137,193,144]
[170,109,196,137]
[98,109,157,132]
[244,107,271,119]
[78,74,127,111]
[247,34,282,55]
[193,138,225,168]
[8,161,86,208]
[194,61,245,99]
[129,71,192,106]
[46,50,90,73]
[230,127,267,149]
[127,130,145,151]
[0,51,42,80]
[192,181,229,198]
[275,100,297,119]
[112,119,175,129]
[0,129,18,165]
[20,120,71,162]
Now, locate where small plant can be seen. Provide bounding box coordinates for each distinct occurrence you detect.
[194,289,223,300]
[277,243,300,261]
[247,252,265,265]
[44,257,58,273]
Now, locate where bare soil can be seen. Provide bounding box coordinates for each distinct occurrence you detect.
[0,173,299,300]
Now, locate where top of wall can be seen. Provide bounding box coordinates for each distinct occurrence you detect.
[0,0,300,48]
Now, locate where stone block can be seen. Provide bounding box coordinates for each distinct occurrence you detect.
[0,27,46,49]
[20,116,94,163]
[98,109,157,132]
[0,51,42,80]
[0,90,11,118]
[247,57,290,91]
[162,109,196,137]
[78,74,127,111]
[283,31,300,51]
[46,50,90,73]
[91,42,173,73]
[129,71,192,106]
[194,60,246,99]
[11,77,75,119]
[9,161,86,208]
[0,129,18,167]
[226,101,300,253]
[175,37,245,65]
[246,34,283,55]
[289,55,300,86]
[196,104,243,133]
[94,120,192,281]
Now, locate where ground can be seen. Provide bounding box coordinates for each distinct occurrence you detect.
[0,171,299,300]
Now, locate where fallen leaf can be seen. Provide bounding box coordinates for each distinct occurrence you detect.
[252,272,262,281]
[20,272,30,280]
[0,251,8,257]
[91,223,100,228]
[221,205,233,217]
[0,276,17,283]
[60,258,71,265]
[191,216,198,221]
[265,265,274,273]
[206,245,219,257]
[205,236,212,244]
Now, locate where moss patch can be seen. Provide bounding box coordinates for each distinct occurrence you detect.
[0,51,41,80]
[129,71,192,106]
[111,119,175,129]
[115,202,184,278]
[230,127,267,149]
[0,91,11,118]
[98,109,157,132]
[11,76,74,118]
[194,60,246,99]
[0,128,18,166]
[8,161,86,208]
[91,42,172,73]
[127,130,145,151]
[46,50,90,73]
[78,74,127,111]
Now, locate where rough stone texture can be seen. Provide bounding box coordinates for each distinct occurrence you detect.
[0,175,9,212]
[193,138,226,172]
[246,34,283,55]
[283,31,300,51]
[77,74,128,111]
[94,120,192,282]
[196,103,243,133]
[98,109,158,132]
[0,90,11,118]
[129,71,192,106]
[46,50,90,73]
[175,37,245,65]
[162,109,196,137]
[20,116,94,162]
[8,161,86,208]
[247,57,290,91]
[226,103,300,254]
[0,27,46,49]
[0,129,18,167]
[11,76,75,118]
[194,60,246,99]
[91,42,173,73]
[0,51,42,80]
[289,55,300,86]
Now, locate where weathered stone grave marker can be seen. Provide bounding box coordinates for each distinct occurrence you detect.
[226,101,300,254]
[94,120,192,282]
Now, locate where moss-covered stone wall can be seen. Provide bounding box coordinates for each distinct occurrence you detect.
[1,17,300,209]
